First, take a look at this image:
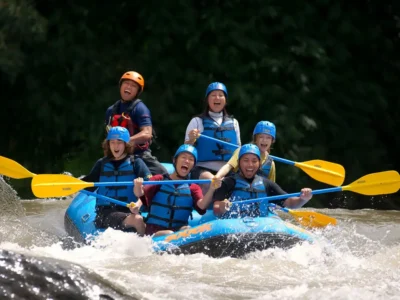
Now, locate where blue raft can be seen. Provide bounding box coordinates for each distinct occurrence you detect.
[64,163,316,258]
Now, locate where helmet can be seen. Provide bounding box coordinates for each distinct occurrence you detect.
[238,144,261,161]
[107,126,130,143]
[174,144,198,164]
[205,82,228,98]
[119,71,145,93]
[253,121,276,140]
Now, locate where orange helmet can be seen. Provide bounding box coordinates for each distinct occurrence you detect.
[119,71,145,93]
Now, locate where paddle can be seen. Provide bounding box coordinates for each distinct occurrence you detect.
[31,174,212,198]
[268,203,337,228]
[0,156,37,179]
[0,155,336,228]
[197,134,345,186]
[80,189,136,208]
[230,171,400,206]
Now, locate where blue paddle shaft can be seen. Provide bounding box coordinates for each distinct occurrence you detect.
[232,186,342,206]
[92,179,212,187]
[269,155,295,166]
[199,134,295,166]
[268,203,289,213]
[81,189,130,207]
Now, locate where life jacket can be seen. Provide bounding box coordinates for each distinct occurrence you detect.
[196,116,238,162]
[222,174,268,219]
[257,155,273,178]
[96,156,136,207]
[108,99,151,151]
[146,178,193,229]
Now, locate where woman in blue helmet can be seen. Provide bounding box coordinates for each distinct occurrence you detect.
[213,144,312,218]
[81,126,152,235]
[184,82,241,182]
[133,144,221,237]
[216,121,277,181]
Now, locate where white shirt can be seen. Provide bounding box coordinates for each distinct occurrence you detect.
[184,111,241,171]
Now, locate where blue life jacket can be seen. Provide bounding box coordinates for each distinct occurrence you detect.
[196,116,238,162]
[222,174,268,218]
[146,180,193,228]
[146,177,193,229]
[96,156,136,207]
[258,155,273,178]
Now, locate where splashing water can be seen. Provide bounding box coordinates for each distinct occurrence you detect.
[1,176,400,300]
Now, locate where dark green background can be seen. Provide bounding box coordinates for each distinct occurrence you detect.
[1,0,399,208]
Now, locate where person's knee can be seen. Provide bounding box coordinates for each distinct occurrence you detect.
[124,214,142,226]
[200,171,213,179]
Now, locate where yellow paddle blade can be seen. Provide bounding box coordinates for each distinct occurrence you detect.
[0,156,36,179]
[295,159,345,186]
[288,210,337,228]
[31,174,94,198]
[343,170,400,196]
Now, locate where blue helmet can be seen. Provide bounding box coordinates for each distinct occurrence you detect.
[205,82,228,98]
[174,144,198,164]
[107,126,130,143]
[238,144,261,161]
[253,121,276,140]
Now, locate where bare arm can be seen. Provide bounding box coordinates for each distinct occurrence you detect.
[215,163,233,179]
[196,178,222,210]
[282,188,312,209]
[129,126,152,145]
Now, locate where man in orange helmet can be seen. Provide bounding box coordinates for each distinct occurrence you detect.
[105,71,167,175]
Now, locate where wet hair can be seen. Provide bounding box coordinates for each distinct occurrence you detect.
[102,139,134,158]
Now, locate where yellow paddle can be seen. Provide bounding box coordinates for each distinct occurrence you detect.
[0,156,37,179]
[0,156,353,229]
[30,174,211,198]
[197,134,346,186]
[269,203,337,228]
[232,170,400,227]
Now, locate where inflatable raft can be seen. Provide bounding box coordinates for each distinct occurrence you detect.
[64,163,316,258]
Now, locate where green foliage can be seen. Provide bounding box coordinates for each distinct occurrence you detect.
[1,0,400,207]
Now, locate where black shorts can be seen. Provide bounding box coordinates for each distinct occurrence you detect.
[95,207,130,230]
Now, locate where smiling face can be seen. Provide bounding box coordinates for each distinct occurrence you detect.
[255,134,274,153]
[109,139,127,160]
[120,80,140,101]
[207,90,226,113]
[175,152,195,177]
[239,154,260,179]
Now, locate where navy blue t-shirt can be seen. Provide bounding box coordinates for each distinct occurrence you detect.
[105,99,152,130]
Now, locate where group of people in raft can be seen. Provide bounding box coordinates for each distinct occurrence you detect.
[82,71,313,237]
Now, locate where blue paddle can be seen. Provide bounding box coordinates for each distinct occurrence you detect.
[31,174,212,198]
[197,134,345,186]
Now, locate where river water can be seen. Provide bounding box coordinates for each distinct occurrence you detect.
[0,177,400,300]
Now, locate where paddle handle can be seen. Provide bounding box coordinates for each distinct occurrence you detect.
[80,190,131,207]
[198,134,239,149]
[231,186,342,206]
[198,134,296,166]
[92,179,212,187]
[268,155,295,166]
[268,203,289,213]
